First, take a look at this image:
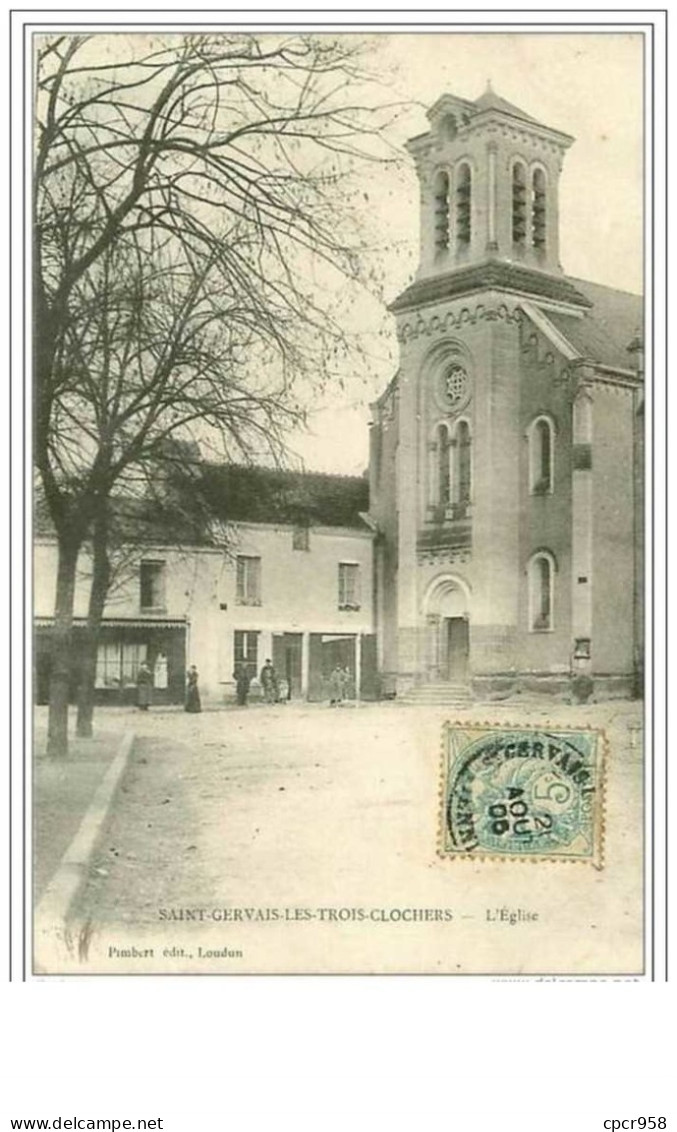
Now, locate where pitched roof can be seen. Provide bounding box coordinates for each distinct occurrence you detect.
[33,493,207,545]
[35,466,371,547]
[546,278,643,371]
[193,464,369,530]
[474,87,540,125]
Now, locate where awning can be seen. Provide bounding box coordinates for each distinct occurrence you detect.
[34,617,187,630]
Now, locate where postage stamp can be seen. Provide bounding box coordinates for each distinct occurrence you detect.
[440,725,605,867]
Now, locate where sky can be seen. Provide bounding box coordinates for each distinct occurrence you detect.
[288,31,644,475]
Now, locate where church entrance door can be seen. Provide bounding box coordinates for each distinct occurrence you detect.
[443,617,469,682]
[423,574,472,685]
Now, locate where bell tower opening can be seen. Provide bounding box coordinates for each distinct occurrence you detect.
[512,161,528,246]
[433,170,451,251]
[455,163,472,248]
[532,167,547,249]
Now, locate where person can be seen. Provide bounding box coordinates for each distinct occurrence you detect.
[329,664,344,706]
[234,664,251,707]
[185,664,202,713]
[153,650,168,690]
[341,665,352,701]
[136,660,153,711]
[260,659,278,704]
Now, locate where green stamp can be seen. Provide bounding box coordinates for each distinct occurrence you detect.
[441,725,605,867]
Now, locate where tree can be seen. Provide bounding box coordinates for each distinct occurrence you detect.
[74,450,218,739]
[34,32,396,755]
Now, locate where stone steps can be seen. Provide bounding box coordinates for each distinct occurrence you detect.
[399,683,473,706]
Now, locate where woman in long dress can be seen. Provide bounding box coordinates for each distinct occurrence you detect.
[185,665,202,713]
[136,661,153,711]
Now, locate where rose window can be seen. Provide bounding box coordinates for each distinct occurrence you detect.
[443,364,468,409]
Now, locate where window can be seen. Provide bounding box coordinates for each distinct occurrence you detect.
[338,563,361,611]
[96,642,121,688]
[456,163,471,245]
[140,560,165,610]
[528,552,555,632]
[433,170,450,251]
[453,419,472,510]
[121,642,149,685]
[293,526,310,551]
[234,630,259,672]
[512,162,527,244]
[532,168,547,249]
[95,641,147,688]
[437,423,451,505]
[528,416,554,494]
[236,555,261,605]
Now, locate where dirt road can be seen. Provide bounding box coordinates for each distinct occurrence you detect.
[62,699,643,975]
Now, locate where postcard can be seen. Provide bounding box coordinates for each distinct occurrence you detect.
[28,25,648,975]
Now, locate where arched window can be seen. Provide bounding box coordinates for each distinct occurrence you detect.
[456,163,471,246]
[528,552,555,631]
[528,416,554,494]
[437,423,451,504]
[434,171,450,251]
[532,168,547,249]
[452,419,472,512]
[512,162,527,245]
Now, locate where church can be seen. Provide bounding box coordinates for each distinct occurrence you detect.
[368,85,643,702]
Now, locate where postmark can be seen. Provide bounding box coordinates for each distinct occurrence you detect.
[440,725,605,867]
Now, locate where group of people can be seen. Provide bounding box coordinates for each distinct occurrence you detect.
[135,657,354,711]
[233,659,279,707]
[328,663,352,706]
[136,660,202,714]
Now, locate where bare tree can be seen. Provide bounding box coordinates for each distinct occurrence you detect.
[34,32,397,755]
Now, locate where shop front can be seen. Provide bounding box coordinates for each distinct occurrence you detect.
[34,618,187,705]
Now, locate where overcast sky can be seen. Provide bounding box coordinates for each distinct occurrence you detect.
[290,31,644,474]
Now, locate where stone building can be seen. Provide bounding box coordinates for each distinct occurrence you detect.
[368,86,644,700]
[35,467,376,705]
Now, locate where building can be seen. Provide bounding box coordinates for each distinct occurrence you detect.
[35,86,643,707]
[368,85,643,700]
[35,467,377,705]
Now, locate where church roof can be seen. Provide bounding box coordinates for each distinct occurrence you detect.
[388,264,642,376]
[547,279,643,371]
[425,84,571,140]
[389,261,593,314]
[473,87,540,125]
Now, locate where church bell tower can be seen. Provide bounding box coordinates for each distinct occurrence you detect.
[409,83,573,280]
[370,84,607,700]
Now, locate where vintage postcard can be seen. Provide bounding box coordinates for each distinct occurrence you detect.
[28,24,649,975]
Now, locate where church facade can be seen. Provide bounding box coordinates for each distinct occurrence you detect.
[369,87,644,700]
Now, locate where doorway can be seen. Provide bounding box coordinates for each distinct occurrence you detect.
[423,575,471,684]
[272,632,303,700]
[443,617,469,681]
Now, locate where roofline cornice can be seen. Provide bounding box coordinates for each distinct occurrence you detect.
[589,363,643,388]
[470,109,574,148]
[407,110,573,163]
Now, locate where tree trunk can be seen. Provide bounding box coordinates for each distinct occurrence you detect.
[46,539,80,758]
[76,511,111,738]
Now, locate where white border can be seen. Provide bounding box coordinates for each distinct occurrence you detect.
[2,7,672,1125]
[6,1,667,995]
